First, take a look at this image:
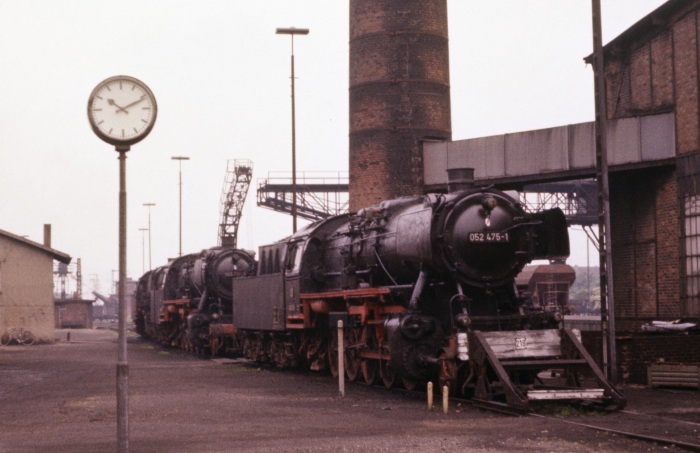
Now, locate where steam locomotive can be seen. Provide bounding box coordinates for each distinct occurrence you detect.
[134,247,257,354]
[135,169,624,410]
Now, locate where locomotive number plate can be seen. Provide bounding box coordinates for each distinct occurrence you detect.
[468,232,510,243]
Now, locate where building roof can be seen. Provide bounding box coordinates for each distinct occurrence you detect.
[0,228,71,264]
[584,0,696,64]
[604,0,696,51]
[583,0,700,64]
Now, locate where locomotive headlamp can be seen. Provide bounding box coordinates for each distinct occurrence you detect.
[456,313,471,327]
[481,196,498,212]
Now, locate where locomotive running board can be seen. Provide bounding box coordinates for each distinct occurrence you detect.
[469,328,626,411]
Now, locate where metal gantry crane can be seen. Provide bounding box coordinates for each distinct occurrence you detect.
[218,159,253,248]
[256,171,349,221]
[53,258,82,300]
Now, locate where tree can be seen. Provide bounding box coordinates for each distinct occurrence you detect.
[568,265,601,315]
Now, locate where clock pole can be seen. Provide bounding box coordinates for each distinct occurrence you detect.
[88,75,157,453]
[116,144,130,453]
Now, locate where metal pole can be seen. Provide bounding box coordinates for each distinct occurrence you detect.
[138,228,147,275]
[338,319,345,397]
[143,203,155,270]
[592,0,618,385]
[179,162,182,255]
[291,47,297,233]
[116,145,130,453]
[276,27,308,234]
[171,156,189,256]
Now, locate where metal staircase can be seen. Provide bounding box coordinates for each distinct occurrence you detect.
[218,160,253,247]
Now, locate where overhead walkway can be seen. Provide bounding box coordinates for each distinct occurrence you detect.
[423,112,675,191]
[257,113,674,226]
[256,172,349,221]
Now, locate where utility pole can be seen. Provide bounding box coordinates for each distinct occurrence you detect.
[591,0,618,385]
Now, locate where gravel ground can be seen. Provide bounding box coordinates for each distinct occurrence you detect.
[0,326,698,452]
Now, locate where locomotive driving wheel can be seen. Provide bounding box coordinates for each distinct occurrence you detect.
[402,377,418,391]
[210,336,220,357]
[361,360,378,385]
[360,325,378,385]
[344,327,361,381]
[327,334,339,378]
[380,359,396,388]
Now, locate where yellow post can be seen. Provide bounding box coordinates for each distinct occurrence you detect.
[442,385,449,414]
[427,381,434,411]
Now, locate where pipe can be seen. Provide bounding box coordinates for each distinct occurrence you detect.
[408,269,429,311]
[197,288,208,312]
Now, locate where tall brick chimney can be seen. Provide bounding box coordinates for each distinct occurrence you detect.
[43,224,51,248]
[349,0,452,211]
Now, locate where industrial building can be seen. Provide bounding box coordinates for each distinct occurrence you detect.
[0,226,71,343]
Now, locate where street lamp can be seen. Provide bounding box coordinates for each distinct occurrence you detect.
[138,228,148,275]
[276,26,309,233]
[171,156,190,256]
[143,203,156,270]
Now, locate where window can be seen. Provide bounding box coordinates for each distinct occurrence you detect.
[683,195,700,316]
[678,153,700,317]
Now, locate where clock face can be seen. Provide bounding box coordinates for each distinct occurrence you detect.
[87,76,157,146]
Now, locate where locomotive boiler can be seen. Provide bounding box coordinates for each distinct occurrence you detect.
[134,247,256,354]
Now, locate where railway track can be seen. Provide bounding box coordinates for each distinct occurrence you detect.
[529,410,700,451]
[454,393,700,451]
[155,339,700,451]
[328,370,700,451]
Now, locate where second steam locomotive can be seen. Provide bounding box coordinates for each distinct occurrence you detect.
[135,169,624,410]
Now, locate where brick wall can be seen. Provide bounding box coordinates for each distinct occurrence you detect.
[673,11,700,155]
[604,2,698,331]
[55,300,93,329]
[609,168,680,331]
[606,4,698,132]
[583,331,700,385]
[349,0,451,211]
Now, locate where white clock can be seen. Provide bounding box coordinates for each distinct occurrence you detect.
[87,75,157,147]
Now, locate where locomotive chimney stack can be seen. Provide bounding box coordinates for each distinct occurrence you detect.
[447,168,474,193]
[43,224,51,248]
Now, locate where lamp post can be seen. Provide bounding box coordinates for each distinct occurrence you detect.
[138,228,148,275]
[143,203,156,270]
[276,26,309,233]
[171,156,190,256]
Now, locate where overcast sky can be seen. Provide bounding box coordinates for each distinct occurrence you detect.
[0,0,667,295]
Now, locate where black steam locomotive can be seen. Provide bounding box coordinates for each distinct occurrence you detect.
[135,169,624,410]
[134,247,256,354]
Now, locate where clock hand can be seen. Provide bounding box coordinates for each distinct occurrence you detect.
[120,95,147,111]
[108,99,129,114]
